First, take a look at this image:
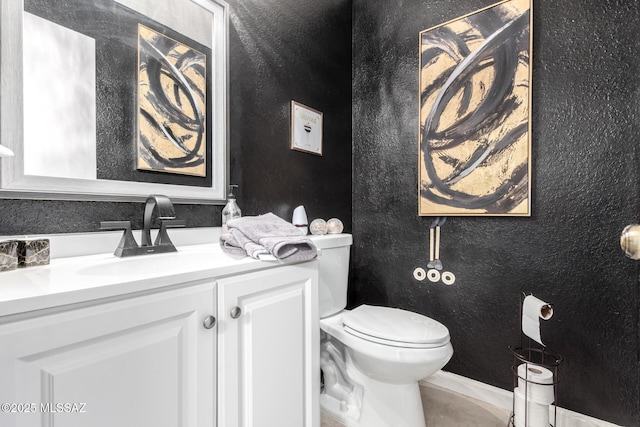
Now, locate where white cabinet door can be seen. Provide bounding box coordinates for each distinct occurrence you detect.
[0,281,216,427]
[217,262,319,427]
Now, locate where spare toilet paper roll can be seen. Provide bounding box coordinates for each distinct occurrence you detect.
[517,364,555,405]
[514,386,550,427]
[522,295,553,346]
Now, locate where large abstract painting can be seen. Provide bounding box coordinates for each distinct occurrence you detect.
[137,24,207,177]
[419,0,532,216]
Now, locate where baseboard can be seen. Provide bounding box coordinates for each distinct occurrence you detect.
[420,371,621,427]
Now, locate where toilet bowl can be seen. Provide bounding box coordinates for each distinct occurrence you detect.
[319,305,453,427]
[311,234,454,427]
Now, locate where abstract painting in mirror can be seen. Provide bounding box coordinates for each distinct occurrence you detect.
[137,24,208,177]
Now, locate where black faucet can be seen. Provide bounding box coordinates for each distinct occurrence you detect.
[141,195,176,247]
[100,195,185,257]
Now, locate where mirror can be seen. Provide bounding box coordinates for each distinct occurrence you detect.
[0,0,228,203]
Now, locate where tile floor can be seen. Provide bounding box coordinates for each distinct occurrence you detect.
[321,382,511,427]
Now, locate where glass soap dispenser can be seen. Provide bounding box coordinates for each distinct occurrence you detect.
[221,184,241,234]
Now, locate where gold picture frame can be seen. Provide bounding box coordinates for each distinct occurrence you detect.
[418,0,533,216]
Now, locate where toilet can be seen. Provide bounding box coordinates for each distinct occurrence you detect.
[312,233,453,427]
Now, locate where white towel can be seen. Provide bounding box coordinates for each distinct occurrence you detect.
[220,213,317,261]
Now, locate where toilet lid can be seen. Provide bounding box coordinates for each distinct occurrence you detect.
[341,305,450,348]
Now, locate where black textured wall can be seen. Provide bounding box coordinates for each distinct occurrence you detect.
[227,0,352,228]
[0,0,352,235]
[352,0,640,425]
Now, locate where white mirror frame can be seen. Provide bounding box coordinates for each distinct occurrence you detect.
[0,0,228,204]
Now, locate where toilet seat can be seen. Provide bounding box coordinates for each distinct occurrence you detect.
[341,305,450,349]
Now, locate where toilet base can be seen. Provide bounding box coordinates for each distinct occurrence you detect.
[320,352,427,427]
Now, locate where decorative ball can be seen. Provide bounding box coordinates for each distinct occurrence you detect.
[326,218,344,234]
[309,218,328,235]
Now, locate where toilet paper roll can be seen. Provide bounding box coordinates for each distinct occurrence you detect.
[517,364,555,405]
[522,295,553,346]
[514,386,550,427]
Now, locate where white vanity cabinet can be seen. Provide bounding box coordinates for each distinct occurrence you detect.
[0,280,217,427]
[216,261,319,427]
[0,242,319,427]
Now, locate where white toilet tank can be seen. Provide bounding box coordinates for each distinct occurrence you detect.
[310,233,353,318]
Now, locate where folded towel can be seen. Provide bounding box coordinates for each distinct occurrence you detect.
[220,213,317,261]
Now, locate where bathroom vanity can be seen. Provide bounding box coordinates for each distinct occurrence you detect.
[0,239,319,427]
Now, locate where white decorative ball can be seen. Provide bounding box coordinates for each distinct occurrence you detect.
[310,218,328,235]
[326,218,344,234]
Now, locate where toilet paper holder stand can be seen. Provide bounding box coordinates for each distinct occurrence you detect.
[508,293,562,427]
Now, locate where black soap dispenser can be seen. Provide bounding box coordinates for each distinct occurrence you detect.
[221,185,241,234]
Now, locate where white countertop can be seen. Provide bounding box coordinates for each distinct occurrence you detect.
[0,229,298,317]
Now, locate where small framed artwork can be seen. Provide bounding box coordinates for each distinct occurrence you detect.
[291,101,323,156]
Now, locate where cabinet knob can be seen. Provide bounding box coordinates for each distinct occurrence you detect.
[203,315,217,329]
[230,306,242,319]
